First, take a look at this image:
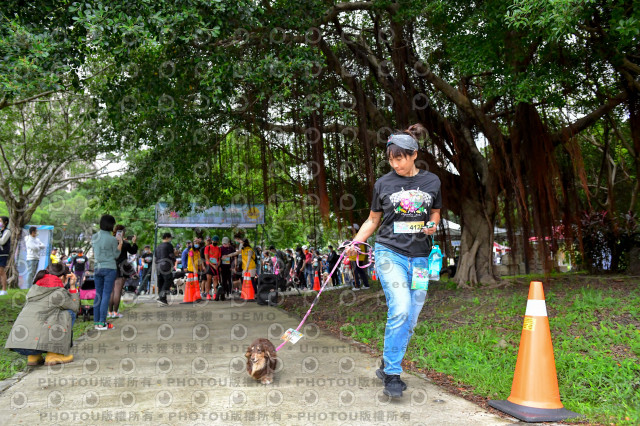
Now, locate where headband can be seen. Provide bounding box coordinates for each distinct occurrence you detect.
[387,134,419,151]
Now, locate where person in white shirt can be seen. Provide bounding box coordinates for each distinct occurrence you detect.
[24,226,46,289]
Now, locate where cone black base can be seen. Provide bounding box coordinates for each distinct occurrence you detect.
[489,400,579,423]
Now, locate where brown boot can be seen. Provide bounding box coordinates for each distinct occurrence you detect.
[44,352,74,366]
[27,354,44,366]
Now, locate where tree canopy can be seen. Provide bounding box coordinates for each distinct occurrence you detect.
[1,0,638,285]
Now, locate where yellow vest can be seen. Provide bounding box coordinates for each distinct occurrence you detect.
[187,250,200,273]
[241,247,256,270]
[348,244,367,262]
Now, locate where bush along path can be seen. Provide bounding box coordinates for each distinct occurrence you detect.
[279,275,640,425]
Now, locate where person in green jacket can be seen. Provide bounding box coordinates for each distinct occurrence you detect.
[5,263,80,366]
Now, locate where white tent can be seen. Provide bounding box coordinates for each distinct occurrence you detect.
[438,219,508,238]
[440,219,461,236]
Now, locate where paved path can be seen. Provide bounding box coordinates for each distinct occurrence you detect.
[0,293,515,425]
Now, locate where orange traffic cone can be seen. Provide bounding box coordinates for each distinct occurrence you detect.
[194,276,202,302]
[489,281,579,422]
[371,269,377,281]
[240,272,255,301]
[182,273,202,303]
[313,271,320,291]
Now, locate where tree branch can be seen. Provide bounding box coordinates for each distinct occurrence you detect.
[0,90,57,111]
[552,92,627,145]
[0,141,15,177]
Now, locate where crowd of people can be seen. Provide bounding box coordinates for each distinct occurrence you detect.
[144,230,373,306]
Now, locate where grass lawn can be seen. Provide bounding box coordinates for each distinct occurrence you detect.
[280,274,640,425]
[0,289,132,381]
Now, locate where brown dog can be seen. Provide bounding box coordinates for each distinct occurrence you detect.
[245,338,277,384]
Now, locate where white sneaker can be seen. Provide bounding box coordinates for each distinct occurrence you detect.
[352,287,361,291]
[0,290,7,296]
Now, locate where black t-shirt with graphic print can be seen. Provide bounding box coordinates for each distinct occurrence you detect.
[371,169,442,258]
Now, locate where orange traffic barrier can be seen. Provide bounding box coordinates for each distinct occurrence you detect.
[182,273,202,303]
[313,271,320,291]
[240,272,255,301]
[489,281,579,422]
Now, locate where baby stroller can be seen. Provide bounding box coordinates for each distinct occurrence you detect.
[79,273,96,321]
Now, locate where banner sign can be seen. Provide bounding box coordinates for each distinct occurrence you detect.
[156,203,264,228]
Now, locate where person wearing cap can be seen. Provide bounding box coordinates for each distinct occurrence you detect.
[5,263,79,366]
[223,238,257,294]
[50,247,61,265]
[135,245,153,295]
[65,249,76,266]
[70,249,88,286]
[346,124,442,398]
[219,237,234,299]
[155,233,175,306]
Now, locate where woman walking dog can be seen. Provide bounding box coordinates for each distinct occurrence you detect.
[347,124,441,398]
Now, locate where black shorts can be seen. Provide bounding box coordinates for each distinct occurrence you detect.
[206,266,219,277]
[0,256,7,267]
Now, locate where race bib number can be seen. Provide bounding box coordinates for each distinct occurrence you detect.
[143,263,149,269]
[411,266,429,290]
[394,221,425,234]
[222,257,230,265]
[281,328,304,344]
[209,257,218,265]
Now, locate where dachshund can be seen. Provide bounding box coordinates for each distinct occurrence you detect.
[245,338,277,384]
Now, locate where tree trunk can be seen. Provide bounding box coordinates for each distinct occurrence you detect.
[260,132,269,206]
[309,110,330,222]
[6,208,29,288]
[454,196,497,287]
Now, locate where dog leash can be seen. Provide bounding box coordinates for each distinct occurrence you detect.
[275,240,372,352]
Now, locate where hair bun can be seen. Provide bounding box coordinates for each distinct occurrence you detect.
[405,123,428,141]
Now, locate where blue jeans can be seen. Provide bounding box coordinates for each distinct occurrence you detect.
[305,265,312,288]
[374,243,428,376]
[68,309,77,327]
[93,268,116,324]
[26,259,39,288]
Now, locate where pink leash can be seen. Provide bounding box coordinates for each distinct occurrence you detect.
[275,240,372,351]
